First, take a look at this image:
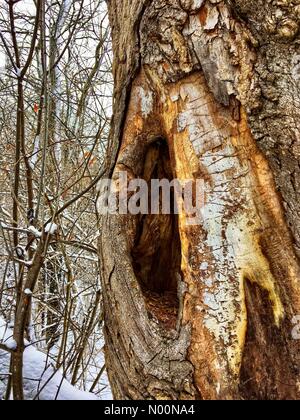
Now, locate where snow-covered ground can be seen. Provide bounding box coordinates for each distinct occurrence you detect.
[0,317,100,400]
[0,251,112,400]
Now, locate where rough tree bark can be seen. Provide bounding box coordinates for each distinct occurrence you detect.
[99,0,300,400]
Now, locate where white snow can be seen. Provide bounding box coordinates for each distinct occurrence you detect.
[15,67,22,78]
[0,317,99,400]
[45,223,58,235]
[24,289,33,296]
[4,338,17,351]
[28,226,42,238]
[29,135,40,170]
[16,246,28,260]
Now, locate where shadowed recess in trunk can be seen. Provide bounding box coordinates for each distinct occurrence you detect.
[131,139,182,330]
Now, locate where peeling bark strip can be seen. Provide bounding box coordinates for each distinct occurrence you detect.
[100,0,300,399]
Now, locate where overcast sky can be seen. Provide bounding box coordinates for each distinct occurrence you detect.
[0,49,4,70]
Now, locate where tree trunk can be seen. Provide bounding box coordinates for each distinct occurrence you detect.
[99,0,300,400]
